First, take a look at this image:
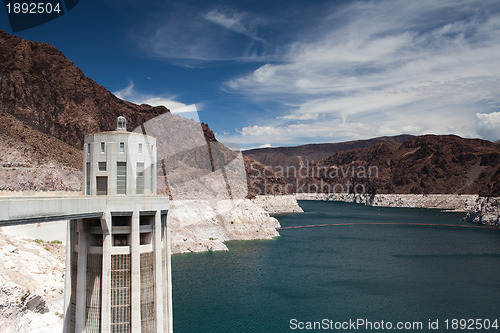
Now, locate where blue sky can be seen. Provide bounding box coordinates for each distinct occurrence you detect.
[1,0,500,149]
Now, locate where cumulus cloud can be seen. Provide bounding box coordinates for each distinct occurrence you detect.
[222,0,500,145]
[476,111,500,141]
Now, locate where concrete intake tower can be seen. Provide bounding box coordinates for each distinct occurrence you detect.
[63,116,172,333]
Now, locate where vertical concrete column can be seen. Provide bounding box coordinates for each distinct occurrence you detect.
[75,220,88,333]
[164,212,173,333]
[63,220,73,333]
[100,212,112,333]
[153,211,164,333]
[131,210,141,332]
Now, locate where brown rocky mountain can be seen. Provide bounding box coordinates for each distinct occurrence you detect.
[0,29,169,148]
[303,135,499,196]
[243,134,416,189]
[243,135,415,181]
[244,155,289,197]
[0,29,284,195]
[0,110,82,191]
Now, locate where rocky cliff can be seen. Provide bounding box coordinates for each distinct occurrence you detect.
[0,112,82,191]
[245,135,499,197]
[251,195,304,214]
[243,134,415,178]
[305,135,500,196]
[0,232,64,332]
[464,197,500,227]
[169,198,282,253]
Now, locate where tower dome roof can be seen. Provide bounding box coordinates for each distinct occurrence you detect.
[116,116,127,131]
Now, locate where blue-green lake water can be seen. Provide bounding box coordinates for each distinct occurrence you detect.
[172,200,500,332]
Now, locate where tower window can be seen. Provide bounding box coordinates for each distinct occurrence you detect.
[98,162,107,171]
[96,176,108,195]
[138,143,143,154]
[101,142,105,153]
[136,162,144,194]
[117,162,127,194]
[86,162,90,195]
[150,163,154,193]
[87,143,91,154]
[120,142,125,153]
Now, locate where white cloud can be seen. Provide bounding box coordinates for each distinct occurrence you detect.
[476,111,500,141]
[223,0,500,145]
[114,82,189,111]
[240,143,272,151]
[476,111,500,124]
[204,8,265,43]
[131,5,272,64]
[114,82,204,123]
[205,9,243,31]
[278,113,319,121]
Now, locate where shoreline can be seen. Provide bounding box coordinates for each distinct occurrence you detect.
[295,193,500,227]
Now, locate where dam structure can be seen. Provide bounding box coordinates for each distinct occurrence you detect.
[0,117,172,333]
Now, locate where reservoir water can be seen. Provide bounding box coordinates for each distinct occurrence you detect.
[172,200,500,332]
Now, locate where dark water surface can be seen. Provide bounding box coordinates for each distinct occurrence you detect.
[172,201,500,332]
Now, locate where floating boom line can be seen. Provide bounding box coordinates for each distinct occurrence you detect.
[278,222,499,230]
